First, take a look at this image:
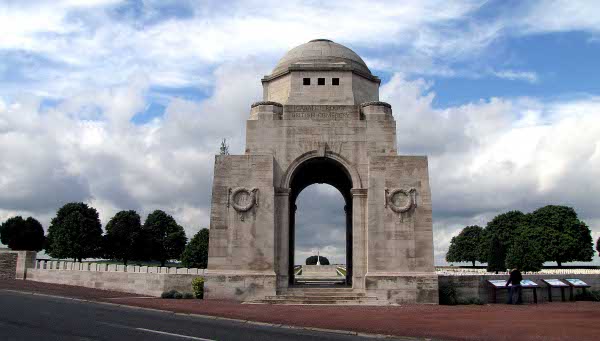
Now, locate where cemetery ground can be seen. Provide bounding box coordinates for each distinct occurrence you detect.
[1,279,599,341]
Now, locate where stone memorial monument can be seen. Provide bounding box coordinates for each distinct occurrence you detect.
[205,39,438,304]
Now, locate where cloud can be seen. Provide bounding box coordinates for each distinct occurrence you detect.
[0,0,493,99]
[491,70,539,83]
[1,0,600,266]
[513,1,600,35]
[0,60,265,240]
[294,184,348,265]
[381,74,600,265]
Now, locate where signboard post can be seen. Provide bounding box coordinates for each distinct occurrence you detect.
[487,279,539,304]
[541,279,569,302]
[563,279,591,301]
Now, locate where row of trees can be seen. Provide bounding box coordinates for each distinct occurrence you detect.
[0,202,209,268]
[446,205,599,272]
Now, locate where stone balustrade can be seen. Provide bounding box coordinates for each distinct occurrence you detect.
[34,259,206,275]
[435,267,600,275]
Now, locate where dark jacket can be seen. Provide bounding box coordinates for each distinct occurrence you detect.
[506,269,522,286]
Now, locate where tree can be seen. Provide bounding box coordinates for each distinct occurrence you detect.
[45,203,103,261]
[141,210,187,266]
[445,225,486,267]
[484,210,526,271]
[305,255,330,265]
[530,205,594,267]
[486,234,505,273]
[181,228,209,268]
[597,236,600,257]
[219,138,229,155]
[505,225,545,272]
[103,210,142,265]
[0,216,45,251]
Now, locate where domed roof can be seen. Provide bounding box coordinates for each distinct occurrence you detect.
[272,39,371,76]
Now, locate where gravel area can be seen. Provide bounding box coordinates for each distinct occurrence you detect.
[2,279,599,341]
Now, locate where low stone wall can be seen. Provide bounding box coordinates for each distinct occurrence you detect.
[439,274,600,304]
[28,260,204,297]
[0,252,18,280]
[0,250,36,279]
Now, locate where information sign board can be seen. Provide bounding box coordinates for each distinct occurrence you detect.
[521,279,539,287]
[564,279,589,287]
[543,279,568,287]
[488,280,507,287]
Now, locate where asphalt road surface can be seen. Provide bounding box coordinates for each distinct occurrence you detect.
[0,290,409,341]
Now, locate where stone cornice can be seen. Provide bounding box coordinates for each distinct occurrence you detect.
[360,101,391,108]
[261,67,381,84]
[350,188,368,197]
[251,101,283,108]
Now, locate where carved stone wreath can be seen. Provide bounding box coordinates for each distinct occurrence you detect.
[228,187,259,212]
[385,187,417,213]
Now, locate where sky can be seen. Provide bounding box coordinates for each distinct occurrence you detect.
[1,0,599,266]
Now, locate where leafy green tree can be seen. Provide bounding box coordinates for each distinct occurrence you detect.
[103,210,142,265]
[596,236,600,257]
[305,255,330,265]
[141,210,187,266]
[484,210,526,271]
[0,216,45,251]
[486,210,526,246]
[181,228,209,268]
[505,224,545,272]
[530,205,594,267]
[446,225,486,267]
[486,234,505,273]
[45,203,103,261]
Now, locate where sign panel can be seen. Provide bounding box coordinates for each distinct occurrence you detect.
[488,280,507,287]
[543,279,568,287]
[564,278,589,287]
[521,279,539,287]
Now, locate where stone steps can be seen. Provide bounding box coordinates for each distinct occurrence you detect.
[245,287,381,305]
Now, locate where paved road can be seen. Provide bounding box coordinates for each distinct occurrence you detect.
[0,290,408,341]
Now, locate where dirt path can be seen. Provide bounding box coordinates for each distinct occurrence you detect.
[2,280,599,341]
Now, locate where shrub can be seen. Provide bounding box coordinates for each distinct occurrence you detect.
[458,297,484,305]
[174,292,183,299]
[192,277,205,299]
[439,281,458,305]
[161,289,178,299]
[575,289,600,302]
[183,292,194,299]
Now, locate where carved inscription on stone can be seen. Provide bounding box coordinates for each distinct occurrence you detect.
[284,105,358,120]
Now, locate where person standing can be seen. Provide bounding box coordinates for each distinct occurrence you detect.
[506,268,523,304]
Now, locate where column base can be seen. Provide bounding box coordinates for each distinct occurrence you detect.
[365,272,439,304]
[204,270,276,301]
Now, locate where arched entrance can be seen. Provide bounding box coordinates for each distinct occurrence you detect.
[287,156,353,285]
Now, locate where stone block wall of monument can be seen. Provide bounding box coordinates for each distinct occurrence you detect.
[205,39,438,304]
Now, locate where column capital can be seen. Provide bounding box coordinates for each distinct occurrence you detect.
[350,188,367,197]
[275,187,291,196]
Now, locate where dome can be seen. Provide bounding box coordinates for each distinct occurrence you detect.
[271,39,371,76]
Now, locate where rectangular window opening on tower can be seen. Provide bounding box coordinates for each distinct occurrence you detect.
[332,78,340,86]
[303,78,310,85]
[318,78,325,85]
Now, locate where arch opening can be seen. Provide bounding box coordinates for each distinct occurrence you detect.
[288,157,353,286]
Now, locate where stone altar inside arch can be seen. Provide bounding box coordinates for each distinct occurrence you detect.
[205,39,438,304]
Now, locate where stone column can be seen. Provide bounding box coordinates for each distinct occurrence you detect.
[351,188,367,290]
[15,251,37,280]
[275,187,290,290]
